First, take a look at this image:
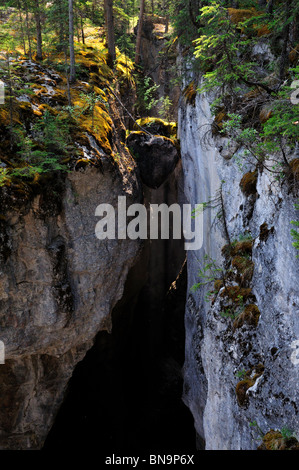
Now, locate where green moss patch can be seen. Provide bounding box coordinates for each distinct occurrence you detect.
[240,170,258,196]
[221,285,253,302]
[231,255,254,286]
[233,304,260,330]
[183,81,197,106]
[258,430,299,450]
[134,117,177,139]
[226,239,254,258]
[290,158,299,182]
[235,364,264,407]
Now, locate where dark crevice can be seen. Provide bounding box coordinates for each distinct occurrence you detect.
[43,171,196,452]
[44,246,196,453]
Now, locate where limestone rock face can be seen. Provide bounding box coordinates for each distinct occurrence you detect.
[126,132,180,189]
[179,83,299,450]
[0,165,142,449]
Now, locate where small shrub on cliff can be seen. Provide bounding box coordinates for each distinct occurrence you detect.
[220,293,244,320]
[193,3,269,98]
[0,168,9,187]
[191,254,227,301]
[10,110,70,179]
[135,75,160,116]
[158,95,173,122]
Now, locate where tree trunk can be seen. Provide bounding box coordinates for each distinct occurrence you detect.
[267,0,274,14]
[104,0,116,68]
[24,0,32,59]
[34,0,43,60]
[151,0,154,15]
[279,0,291,82]
[81,16,85,44]
[188,0,201,28]
[69,0,76,83]
[258,0,267,7]
[64,51,72,106]
[165,16,169,33]
[135,0,145,65]
[75,6,80,42]
[164,0,169,32]
[17,0,26,55]
[57,0,65,51]
[91,0,96,22]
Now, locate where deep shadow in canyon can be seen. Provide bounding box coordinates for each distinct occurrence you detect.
[44,176,197,454]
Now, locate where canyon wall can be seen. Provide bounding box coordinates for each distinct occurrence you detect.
[179,80,299,450]
[0,160,142,449]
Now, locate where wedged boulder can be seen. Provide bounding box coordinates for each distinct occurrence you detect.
[126,131,180,189]
[133,117,177,139]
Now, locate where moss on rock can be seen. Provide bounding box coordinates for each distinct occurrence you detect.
[258,430,299,450]
[233,304,260,330]
[183,81,197,106]
[212,109,227,135]
[221,285,253,302]
[227,8,259,24]
[235,377,255,407]
[134,117,177,139]
[235,364,264,407]
[231,255,254,286]
[214,279,224,293]
[222,239,254,259]
[290,158,299,181]
[240,170,258,196]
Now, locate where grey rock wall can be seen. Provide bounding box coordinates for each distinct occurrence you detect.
[179,84,299,449]
[0,165,142,449]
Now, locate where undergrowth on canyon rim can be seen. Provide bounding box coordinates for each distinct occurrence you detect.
[192,2,299,188]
